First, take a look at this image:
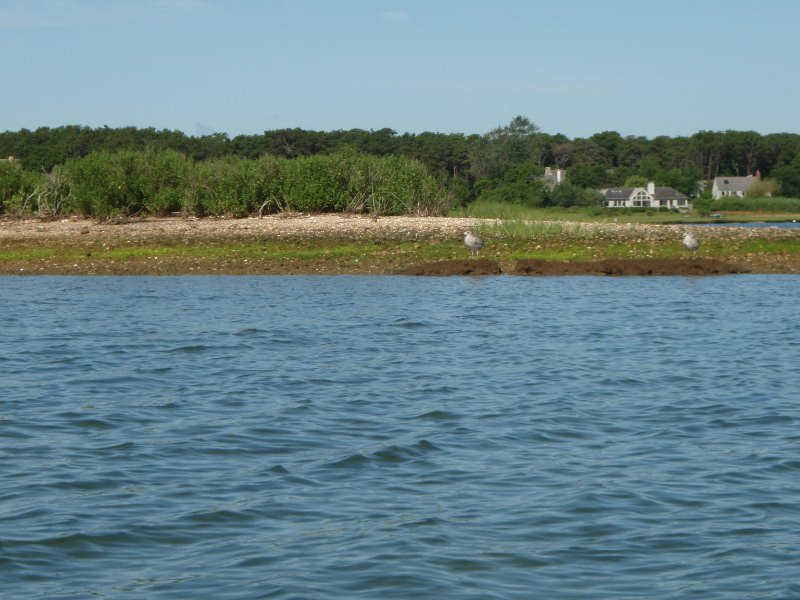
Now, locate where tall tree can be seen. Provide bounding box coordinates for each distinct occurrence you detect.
[469,116,544,179]
[772,155,800,197]
[589,131,623,166]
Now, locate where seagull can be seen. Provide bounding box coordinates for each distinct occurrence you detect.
[464,231,484,256]
[683,232,700,252]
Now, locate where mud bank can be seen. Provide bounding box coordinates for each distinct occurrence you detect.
[400,258,743,276]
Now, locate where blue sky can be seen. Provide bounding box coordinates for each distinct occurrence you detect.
[2,0,798,138]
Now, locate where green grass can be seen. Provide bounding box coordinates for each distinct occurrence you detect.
[710,196,800,212]
[473,219,601,242]
[0,247,62,261]
[453,199,800,224]
[2,216,797,274]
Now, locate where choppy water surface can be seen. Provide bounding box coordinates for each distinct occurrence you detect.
[2,275,799,599]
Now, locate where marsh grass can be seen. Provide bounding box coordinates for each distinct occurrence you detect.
[712,197,800,212]
[456,199,800,224]
[474,219,603,243]
[0,247,67,261]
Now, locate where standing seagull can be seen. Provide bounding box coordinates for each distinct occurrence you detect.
[464,231,484,256]
[683,231,700,252]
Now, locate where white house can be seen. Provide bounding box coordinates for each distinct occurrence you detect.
[602,181,691,209]
[543,166,566,188]
[711,173,759,199]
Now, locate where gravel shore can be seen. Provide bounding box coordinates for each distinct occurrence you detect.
[1,213,797,243]
[2,214,799,275]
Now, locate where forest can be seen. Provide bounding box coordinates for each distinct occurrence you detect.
[2,117,800,219]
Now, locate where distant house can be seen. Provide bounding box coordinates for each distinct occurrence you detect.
[602,181,691,210]
[0,156,15,163]
[542,166,566,189]
[711,173,759,199]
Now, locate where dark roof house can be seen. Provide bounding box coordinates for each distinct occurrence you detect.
[711,173,759,199]
[602,181,690,209]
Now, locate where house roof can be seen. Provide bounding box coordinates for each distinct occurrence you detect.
[653,187,688,201]
[604,187,634,200]
[602,187,687,200]
[713,176,755,194]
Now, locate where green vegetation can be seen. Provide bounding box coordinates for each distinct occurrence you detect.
[2,219,798,275]
[0,149,450,219]
[708,196,800,212]
[455,200,707,224]
[3,117,800,220]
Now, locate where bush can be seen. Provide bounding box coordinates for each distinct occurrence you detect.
[0,160,41,214]
[16,148,451,218]
[281,154,349,213]
[476,162,547,207]
[141,150,192,215]
[709,196,800,212]
[357,154,450,216]
[548,181,604,207]
[188,156,268,217]
[63,150,148,218]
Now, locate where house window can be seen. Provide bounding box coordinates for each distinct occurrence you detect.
[631,190,650,207]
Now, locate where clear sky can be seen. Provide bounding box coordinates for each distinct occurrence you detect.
[2,0,798,139]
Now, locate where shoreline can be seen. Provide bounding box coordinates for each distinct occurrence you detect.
[2,214,799,275]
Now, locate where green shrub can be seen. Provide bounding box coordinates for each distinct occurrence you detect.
[63,150,148,218]
[1,161,42,214]
[187,156,268,217]
[710,196,800,212]
[141,149,192,215]
[253,154,286,213]
[349,153,450,215]
[281,154,349,213]
[21,148,451,218]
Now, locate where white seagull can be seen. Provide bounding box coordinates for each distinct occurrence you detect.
[464,231,484,256]
[683,232,700,252]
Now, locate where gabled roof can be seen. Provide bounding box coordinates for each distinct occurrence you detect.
[602,186,687,200]
[653,187,687,201]
[604,187,635,199]
[713,176,755,194]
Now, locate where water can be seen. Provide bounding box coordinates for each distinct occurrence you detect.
[694,220,800,228]
[2,275,799,599]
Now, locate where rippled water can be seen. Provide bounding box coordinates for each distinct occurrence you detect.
[694,220,800,228]
[2,275,799,599]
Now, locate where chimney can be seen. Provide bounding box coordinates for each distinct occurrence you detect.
[647,181,655,195]
[755,169,761,181]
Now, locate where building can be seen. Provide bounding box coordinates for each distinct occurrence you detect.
[602,181,691,210]
[711,173,759,199]
[542,166,566,189]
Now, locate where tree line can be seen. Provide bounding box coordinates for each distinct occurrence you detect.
[2,117,800,218]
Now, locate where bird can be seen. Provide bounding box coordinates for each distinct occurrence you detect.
[683,232,700,252]
[464,231,484,256]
